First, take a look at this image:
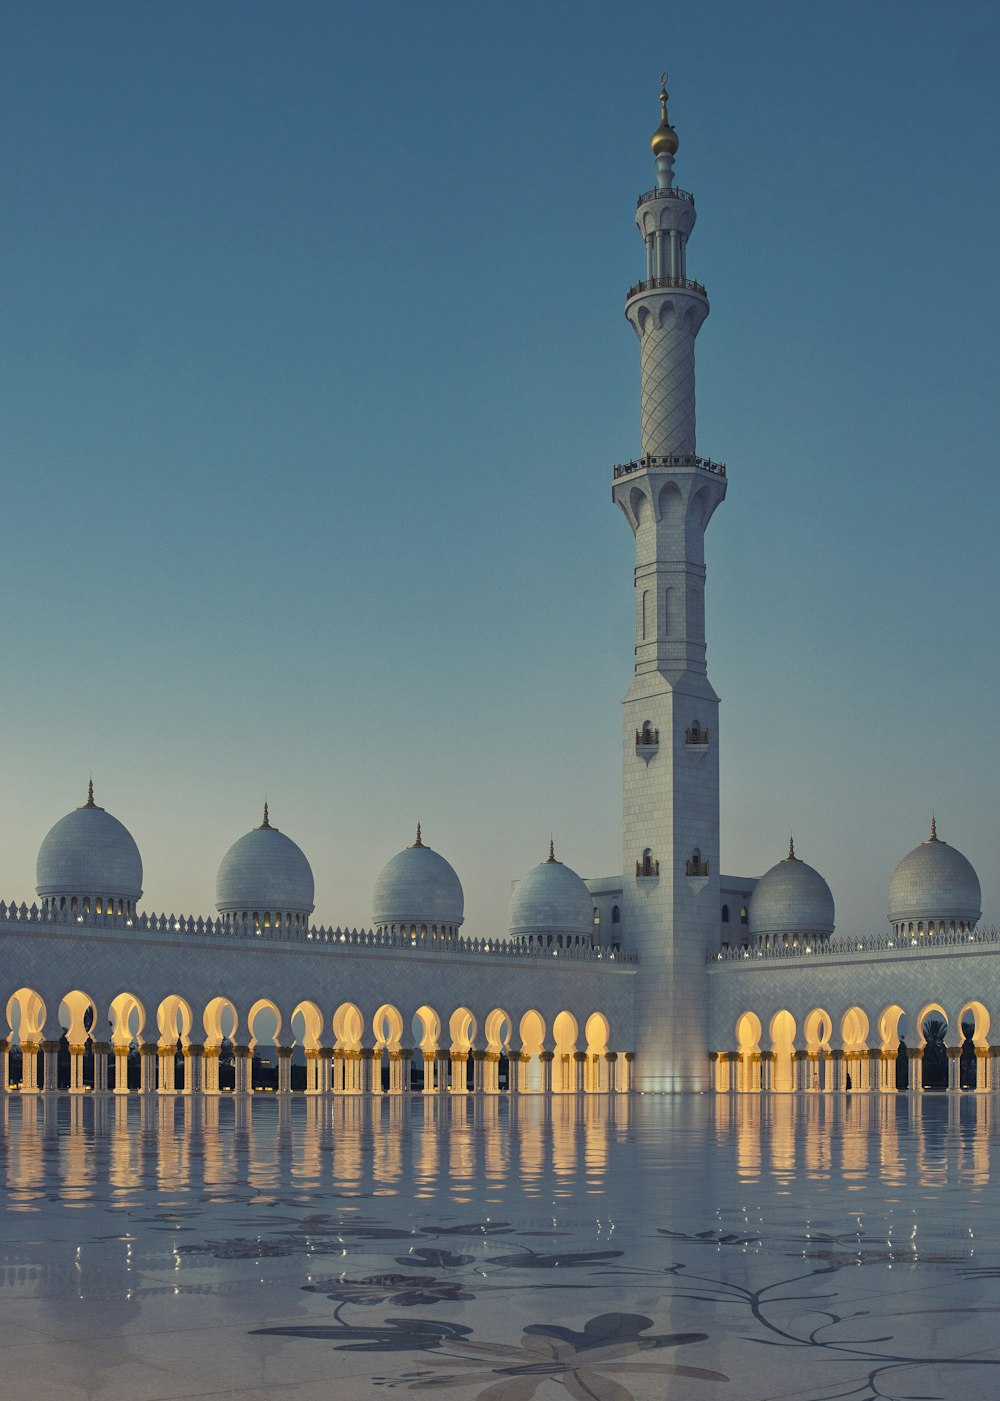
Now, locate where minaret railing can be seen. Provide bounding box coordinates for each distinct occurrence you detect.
[626,274,706,300]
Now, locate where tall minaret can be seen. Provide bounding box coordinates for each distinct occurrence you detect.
[612,77,727,1092]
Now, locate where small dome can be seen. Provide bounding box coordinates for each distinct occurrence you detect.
[36,782,143,910]
[650,78,679,157]
[748,839,835,942]
[216,804,315,923]
[888,820,981,930]
[509,842,595,940]
[372,825,464,933]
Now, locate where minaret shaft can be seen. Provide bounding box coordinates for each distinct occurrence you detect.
[612,83,727,1092]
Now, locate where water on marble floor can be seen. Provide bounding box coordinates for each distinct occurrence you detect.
[2,1092,1000,1401]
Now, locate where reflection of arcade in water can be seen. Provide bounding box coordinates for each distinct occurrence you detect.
[723,1092,994,1190]
[0,1093,627,1219]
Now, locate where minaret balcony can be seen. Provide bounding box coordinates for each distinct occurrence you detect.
[613,453,726,481]
[636,855,660,879]
[626,275,706,302]
[635,727,659,764]
[686,859,709,877]
[637,187,695,208]
[684,726,709,748]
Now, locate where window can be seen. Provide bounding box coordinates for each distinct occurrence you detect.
[740,907,748,925]
[721,904,730,923]
[612,905,621,925]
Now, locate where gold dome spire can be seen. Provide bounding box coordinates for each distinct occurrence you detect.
[256,800,271,830]
[79,777,103,811]
[410,821,424,849]
[651,72,679,157]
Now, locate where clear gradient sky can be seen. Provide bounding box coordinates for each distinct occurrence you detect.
[2,1,998,938]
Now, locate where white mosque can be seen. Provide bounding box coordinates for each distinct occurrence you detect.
[2,82,996,1098]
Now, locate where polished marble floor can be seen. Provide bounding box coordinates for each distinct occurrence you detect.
[2,1092,999,1400]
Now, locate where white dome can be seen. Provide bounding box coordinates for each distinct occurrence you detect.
[888,822,981,928]
[36,784,143,908]
[509,845,595,940]
[372,827,464,932]
[216,806,314,920]
[748,841,834,941]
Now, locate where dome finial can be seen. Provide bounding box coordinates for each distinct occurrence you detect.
[78,777,103,811]
[928,813,939,843]
[787,834,797,861]
[257,800,271,830]
[411,821,424,849]
[546,836,558,864]
[651,70,679,158]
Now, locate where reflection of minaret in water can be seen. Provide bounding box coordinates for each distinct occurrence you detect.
[613,76,726,1091]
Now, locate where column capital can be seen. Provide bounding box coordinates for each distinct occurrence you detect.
[605,1051,619,1062]
[90,1041,111,1054]
[539,1051,555,1063]
[624,1052,635,1063]
[184,1044,204,1057]
[139,1042,158,1055]
[276,1046,293,1059]
[40,1039,61,1053]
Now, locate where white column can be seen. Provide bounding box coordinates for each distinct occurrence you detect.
[184,1045,204,1094]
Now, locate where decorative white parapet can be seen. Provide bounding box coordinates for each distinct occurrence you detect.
[0,900,636,964]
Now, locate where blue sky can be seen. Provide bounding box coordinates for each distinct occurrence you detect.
[1,1,998,937]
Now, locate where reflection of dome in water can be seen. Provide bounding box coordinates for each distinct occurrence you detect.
[216,804,315,927]
[36,782,143,914]
[888,820,981,932]
[509,843,595,940]
[372,825,464,934]
[747,839,834,943]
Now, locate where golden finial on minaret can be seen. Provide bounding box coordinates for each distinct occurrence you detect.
[651,71,679,157]
[546,837,558,864]
[411,822,424,848]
